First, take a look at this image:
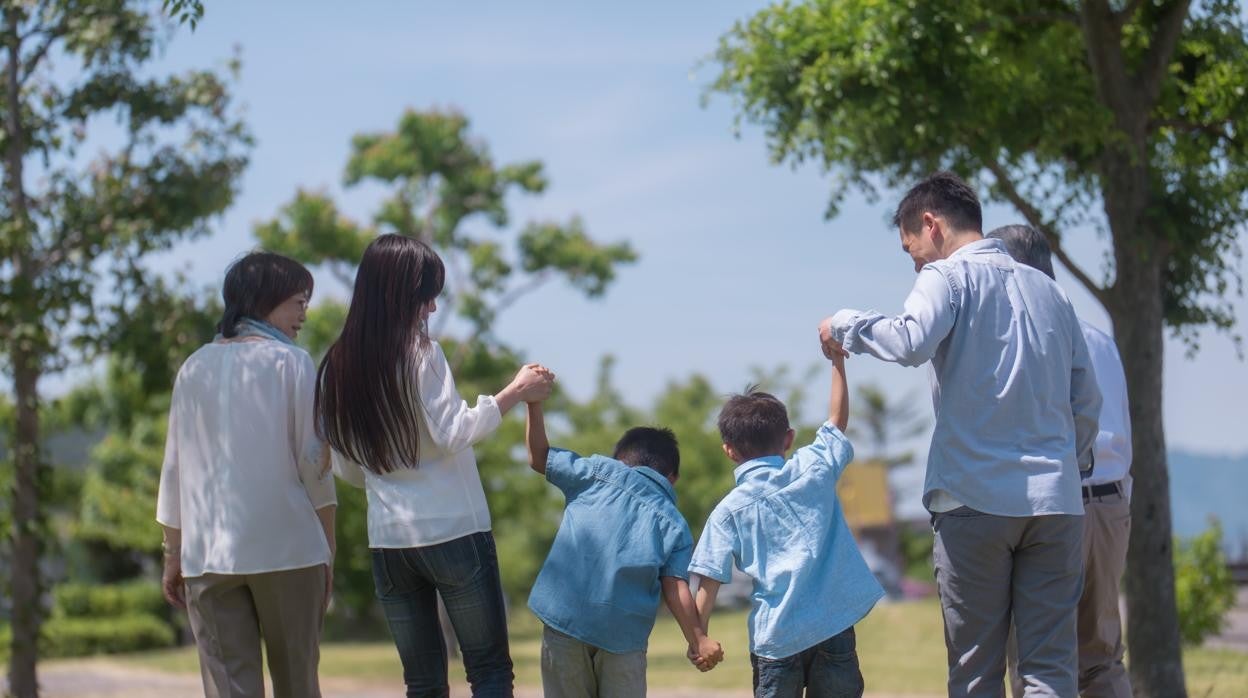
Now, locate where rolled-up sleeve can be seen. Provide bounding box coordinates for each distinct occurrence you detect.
[791,423,856,480]
[688,512,738,584]
[417,342,503,454]
[830,267,958,367]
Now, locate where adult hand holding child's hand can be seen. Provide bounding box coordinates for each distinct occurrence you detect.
[818,317,849,361]
[511,363,556,403]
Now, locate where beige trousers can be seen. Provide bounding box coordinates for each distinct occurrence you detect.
[1010,490,1132,698]
[185,565,327,698]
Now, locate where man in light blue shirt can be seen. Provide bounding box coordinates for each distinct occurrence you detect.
[691,348,883,697]
[524,393,722,698]
[820,172,1101,698]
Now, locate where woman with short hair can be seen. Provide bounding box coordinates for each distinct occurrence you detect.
[157,251,336,698]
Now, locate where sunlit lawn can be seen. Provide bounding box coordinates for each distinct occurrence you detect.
[108,599,1248,696]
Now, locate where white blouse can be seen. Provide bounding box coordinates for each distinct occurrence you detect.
[156,340,336,578]
[332,341,501,549]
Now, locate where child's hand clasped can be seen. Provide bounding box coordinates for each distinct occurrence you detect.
[512,363,556,403]
[687,637,724,672]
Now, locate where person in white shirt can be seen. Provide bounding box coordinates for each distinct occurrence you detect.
[989,224,1134,698]
[157,251,337,698]
[317,234,552,697]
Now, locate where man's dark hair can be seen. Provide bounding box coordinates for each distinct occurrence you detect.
[614,426,681,479]
[717,389,790,460]
[218,251,314,337]
[892,171,983,235]
[986,224,1056,280]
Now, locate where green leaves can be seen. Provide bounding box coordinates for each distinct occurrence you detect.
[255,107,635,342]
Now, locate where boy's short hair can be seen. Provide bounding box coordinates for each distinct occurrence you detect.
[613,427,680,480]
[718,389,790,460]
[892,171,982,236]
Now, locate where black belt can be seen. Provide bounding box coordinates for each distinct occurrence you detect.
[1082,481,1122,500]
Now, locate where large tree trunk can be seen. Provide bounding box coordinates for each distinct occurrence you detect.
[4,9,43,696]
[8,355,42,698]
[1113,256,1188,697]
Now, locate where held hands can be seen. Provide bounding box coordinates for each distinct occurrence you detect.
[818,317,849,361]
[511,363,556,403]
[687,636,725,672]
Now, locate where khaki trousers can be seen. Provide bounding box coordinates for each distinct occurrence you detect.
[185,565,327,698]
[1009,490,1132,698]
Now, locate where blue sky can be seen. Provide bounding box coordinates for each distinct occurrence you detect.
[89,1,1246,472]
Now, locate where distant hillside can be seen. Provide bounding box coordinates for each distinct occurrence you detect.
[1169,449,1248,555]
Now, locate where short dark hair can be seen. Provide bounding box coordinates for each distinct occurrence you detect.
[218,251,314,337]
[717,389,790,460]
[892,171,983,236]
[613,427,681,479]
[986,224,1056,280]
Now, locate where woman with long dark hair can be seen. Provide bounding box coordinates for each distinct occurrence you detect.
[318,234,551,697]
[157,251,336,698]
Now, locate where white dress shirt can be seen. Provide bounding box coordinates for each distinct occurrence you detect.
[157,340,336,578]
[332,341,502,549]
[1080,320,1132,494]
[830,238,1102,517]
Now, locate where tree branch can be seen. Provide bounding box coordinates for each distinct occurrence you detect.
[1151,117,1238,146]
[1138,0,1193,110]
[983,160,1111,306]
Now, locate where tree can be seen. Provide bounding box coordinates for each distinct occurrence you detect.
[709,1,1246,694]
[0,1,249,691]
[852,383,927,468]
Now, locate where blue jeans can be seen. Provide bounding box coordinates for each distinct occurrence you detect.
[372,532,514,697]
[750,626,864,698]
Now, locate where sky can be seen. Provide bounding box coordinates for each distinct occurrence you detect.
[49,2,1248,482]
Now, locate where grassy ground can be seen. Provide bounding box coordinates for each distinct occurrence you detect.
[112,599,1248,695]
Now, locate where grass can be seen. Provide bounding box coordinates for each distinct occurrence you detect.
[99,599,1248,696]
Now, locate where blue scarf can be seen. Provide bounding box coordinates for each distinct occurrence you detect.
[216,317,295,346]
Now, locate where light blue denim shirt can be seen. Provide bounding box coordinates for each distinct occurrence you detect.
[688,424,884,660]
[527,448,694,654]
[829,238,1102,517]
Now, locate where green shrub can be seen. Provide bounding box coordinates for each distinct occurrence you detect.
[1,613,175,661]
[53,580,165,619]
[1174,520,1237,646]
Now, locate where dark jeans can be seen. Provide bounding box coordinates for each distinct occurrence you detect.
[750,626,864,698]
[372,532,514,698]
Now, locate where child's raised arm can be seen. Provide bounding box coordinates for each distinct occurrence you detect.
[828,351,849,432]
[661,577,723,672]
[525,402,550,475]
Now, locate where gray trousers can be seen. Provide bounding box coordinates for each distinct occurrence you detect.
[1009,492,1132,698]
[185,565,327,698]
[933,507,1083,698]
[540,625,646,698]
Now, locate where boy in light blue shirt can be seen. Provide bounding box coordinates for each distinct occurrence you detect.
[690,342,883,697]
[524,384,723,698]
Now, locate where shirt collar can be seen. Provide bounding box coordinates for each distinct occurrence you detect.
[949,236,1006,259]
[733,455,786,484]
[634,464,678,502]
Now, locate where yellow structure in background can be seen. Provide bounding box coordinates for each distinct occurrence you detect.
[838,459,894,530]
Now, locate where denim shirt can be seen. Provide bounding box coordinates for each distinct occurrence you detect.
[689,424,884,660]
[527,448,694,654]
[829,238,1102,517]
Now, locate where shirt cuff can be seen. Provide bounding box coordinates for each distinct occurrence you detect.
[829,309,862,350]
[687,562,732,585]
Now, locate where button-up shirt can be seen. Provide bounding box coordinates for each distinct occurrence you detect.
[688,424,884,660]
[1080,320,1132,492]
[527,449,694,654]
[829,238,1102,517]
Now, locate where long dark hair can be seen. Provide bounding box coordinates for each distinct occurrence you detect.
[316,234,446,474]
[218,251,314,337]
